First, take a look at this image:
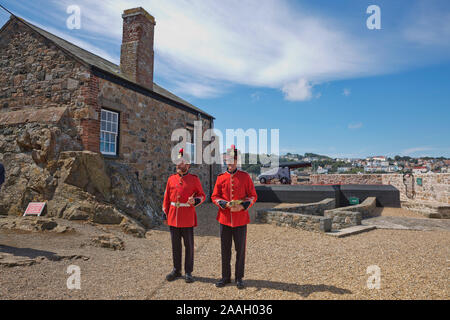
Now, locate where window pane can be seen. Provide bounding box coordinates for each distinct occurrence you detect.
[100,109,119,155]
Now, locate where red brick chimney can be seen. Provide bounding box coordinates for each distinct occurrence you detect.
[120,7,155,90]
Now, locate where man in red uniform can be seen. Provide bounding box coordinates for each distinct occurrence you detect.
[163,148,206,283]
[211,145,257,289]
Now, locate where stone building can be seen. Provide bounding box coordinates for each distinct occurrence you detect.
[0,8,218,226]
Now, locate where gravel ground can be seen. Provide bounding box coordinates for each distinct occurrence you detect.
[0,203,449,300]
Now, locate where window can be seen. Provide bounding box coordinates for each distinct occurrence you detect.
[100,109,119,156]
[186,125,196,164]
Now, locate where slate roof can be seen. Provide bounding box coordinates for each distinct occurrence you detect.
[2,15,214,119]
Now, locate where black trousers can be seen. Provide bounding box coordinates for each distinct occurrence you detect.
[220,224,247,280]
[169,226,194,274]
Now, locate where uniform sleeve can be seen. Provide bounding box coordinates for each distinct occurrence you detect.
[162,178,171,219]
[242,173,257,210]
[193,177,206,207]
[211,176,228,209]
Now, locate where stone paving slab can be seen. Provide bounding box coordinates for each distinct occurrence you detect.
[325,225,376,238]
[362,216,450,231]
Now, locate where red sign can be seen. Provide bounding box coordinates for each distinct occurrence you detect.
[23,202,46,217]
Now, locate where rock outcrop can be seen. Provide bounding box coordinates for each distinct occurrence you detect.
[91,234,125,251]
[0,216,73,233]
[0,120,162,230]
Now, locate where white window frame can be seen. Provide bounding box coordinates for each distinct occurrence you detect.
[186,126,196,164]
[100,109,119,156]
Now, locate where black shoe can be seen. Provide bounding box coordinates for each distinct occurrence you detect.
[185,273,194,283]
[215,278,231,288]
[166,269,182,282]
[236,279,245,289]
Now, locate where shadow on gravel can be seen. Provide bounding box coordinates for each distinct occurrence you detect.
[0,244,58,259]
[193,276,352,297]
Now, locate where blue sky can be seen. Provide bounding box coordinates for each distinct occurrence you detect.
[1,0,449,158]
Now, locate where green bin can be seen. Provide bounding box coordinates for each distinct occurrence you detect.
[349,197,360,205]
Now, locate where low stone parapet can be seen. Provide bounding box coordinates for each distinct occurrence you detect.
[324,211,362,230]
[277,198,335,216]
[256,209,332,232]
[325,197,377,220]
[401,200,450,219]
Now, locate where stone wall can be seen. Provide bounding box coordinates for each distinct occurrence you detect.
[96,78,216,203]
[0,19,92,149]
[255,210,332,232]
[279,198,335,215]
[325,197,377,219]
[324,211,362,230]
[324,197,376,229]
[310,174,450,205]
[0,18,217,209]
[310,174,383,185]
[255,197,379,232]
[255,198,335,232]
[381,174,450,204]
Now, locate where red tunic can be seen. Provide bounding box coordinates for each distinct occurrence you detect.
[211,170,258,227]
[162,173,206,228]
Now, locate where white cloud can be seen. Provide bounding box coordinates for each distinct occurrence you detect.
[172,81,223,99]
[343,88,351,97]
[48,0,379,99]
[282,79,314,101]
[19,0,447,99]
[348,122,363,130]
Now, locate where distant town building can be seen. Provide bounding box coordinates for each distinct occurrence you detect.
[316,167,328,174]
[413,166,428,174]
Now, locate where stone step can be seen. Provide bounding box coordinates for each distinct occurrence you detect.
[325,225,376,238]
[401,201,450,219]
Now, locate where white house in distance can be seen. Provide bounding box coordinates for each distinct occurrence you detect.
[413,166,429,174]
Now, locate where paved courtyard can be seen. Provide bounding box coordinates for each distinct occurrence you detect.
[1,203,449,300]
